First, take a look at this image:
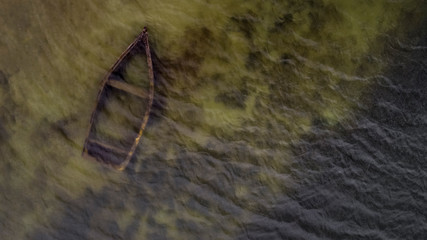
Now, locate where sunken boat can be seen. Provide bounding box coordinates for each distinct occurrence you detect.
[82,27,154,170]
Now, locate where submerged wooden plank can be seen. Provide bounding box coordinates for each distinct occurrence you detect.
[83,140,128,170]
[107,79,148,98]
[87,138,128,154]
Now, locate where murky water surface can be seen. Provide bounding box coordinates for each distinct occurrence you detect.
[1,0,426,239]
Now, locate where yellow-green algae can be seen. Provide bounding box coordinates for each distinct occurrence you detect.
[0,0,421,239]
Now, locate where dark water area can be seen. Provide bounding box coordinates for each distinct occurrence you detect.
[1,0,427,239]
[286,14,427,240]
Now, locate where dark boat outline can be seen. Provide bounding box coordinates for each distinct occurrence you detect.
[82,27,154,171]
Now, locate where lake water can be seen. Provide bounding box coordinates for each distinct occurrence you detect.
[0,0,426,239]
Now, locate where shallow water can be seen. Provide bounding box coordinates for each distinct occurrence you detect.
[1,0,426,239]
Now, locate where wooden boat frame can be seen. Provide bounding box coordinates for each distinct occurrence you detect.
[82,27,154,171]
